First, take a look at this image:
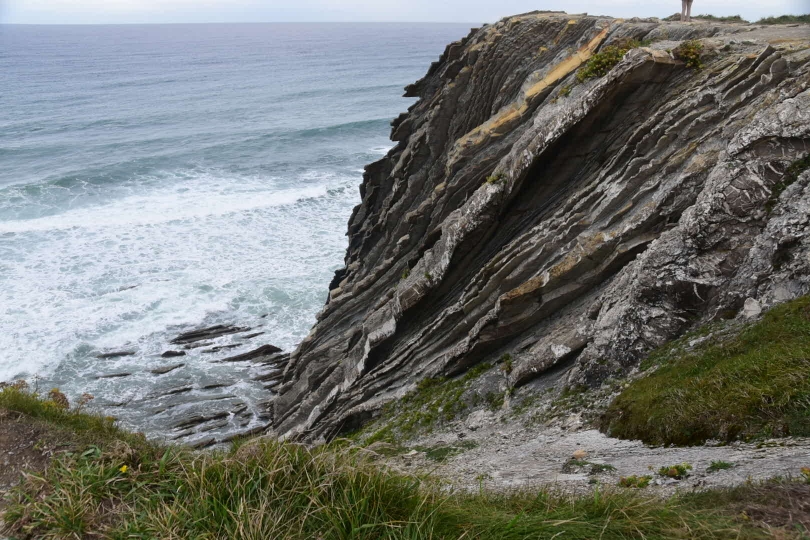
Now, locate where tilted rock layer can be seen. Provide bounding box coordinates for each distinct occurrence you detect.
[273,12,810,441]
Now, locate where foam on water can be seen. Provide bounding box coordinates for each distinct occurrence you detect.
[0,22,475,439]
[0,169,356,383]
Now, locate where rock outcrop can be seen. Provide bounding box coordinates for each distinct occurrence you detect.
[273,12,810,441]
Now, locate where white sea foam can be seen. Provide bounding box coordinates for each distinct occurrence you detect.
[0,169,358,384]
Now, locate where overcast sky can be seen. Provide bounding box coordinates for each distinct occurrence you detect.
[1,0,808,25]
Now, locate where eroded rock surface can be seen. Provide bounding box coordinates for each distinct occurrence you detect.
[273,13,810,441]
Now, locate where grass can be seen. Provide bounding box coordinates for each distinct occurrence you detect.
[0,383,146,449]
[708,461,735,473]
[601,295,810,446]
[756,14,810,25]
[695,14,748,23]
[3,387,810,538]
[358,363,494,444]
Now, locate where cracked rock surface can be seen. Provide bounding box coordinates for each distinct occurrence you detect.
[273,12,810,441]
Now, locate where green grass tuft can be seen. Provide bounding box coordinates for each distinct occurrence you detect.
[658,463,693,479]
[708,460,735,473]
[756,14,810,24]
[618,475,652,488]
[355,363,494,443]
[601,295,810,445]
[695,14,748,23]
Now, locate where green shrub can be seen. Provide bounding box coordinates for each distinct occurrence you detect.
[673,40,704,69]
[619,475,652,488]
[601,295,810,445]
[756,14,810,24]
[485,172,504,184]
[577,40,642,82]
[708,461,734,472]
[659,463,692,479]
[499,353,513,374]
[695,14,747,23]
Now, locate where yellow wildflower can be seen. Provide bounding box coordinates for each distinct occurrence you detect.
[119,465,128,473]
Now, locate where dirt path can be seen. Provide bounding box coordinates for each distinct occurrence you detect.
[387,411,810,493]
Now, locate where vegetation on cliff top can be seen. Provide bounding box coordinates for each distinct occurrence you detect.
[601,295,810,446]
[4,387,810,538]
[756,14,810,25]
[576,39,642,83]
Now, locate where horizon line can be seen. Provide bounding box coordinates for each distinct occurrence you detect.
[1,20,488,26]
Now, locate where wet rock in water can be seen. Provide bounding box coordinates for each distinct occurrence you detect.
[253,371,279,383]
[156,385,193,397]
[198,418,230,433]
[150,363,185,376]
[189,437,216,449]
[200,344,242,354]
[201,382,232,390]
[96,351,136,359]
[171,324,251,345]
[170,429,194,440]
[161,350,186,358]
[183,341,215,350]
[172,411,229,430]
[95,372,132,379]
[241,332,265,340]
[216,344,284,363]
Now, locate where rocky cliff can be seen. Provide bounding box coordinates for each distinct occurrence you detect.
[272,12,810,441]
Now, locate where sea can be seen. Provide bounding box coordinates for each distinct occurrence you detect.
[0,22,473,439]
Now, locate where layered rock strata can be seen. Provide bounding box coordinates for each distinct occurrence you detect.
[273,12,810,441]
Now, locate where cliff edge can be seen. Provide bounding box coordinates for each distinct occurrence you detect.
[273,12,810,441]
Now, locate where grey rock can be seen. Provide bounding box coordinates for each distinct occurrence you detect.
[216,344,285,364]
[171,324,251,345]
[742,298,762,319]
[272,12,810,441]
[150,363,185,375]
[95,372,132,379]
[95,351,136,359]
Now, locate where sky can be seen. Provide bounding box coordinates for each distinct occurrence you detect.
[0,0,808,25]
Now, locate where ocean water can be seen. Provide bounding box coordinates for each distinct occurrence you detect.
[0,23,472,437]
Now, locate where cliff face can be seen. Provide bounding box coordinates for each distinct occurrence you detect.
[273,12,810,441]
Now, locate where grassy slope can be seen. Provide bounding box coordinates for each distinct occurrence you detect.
[601,296,810,446]
[1,388,809,539]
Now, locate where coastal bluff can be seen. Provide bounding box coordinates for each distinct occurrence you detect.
[272,12,810,441]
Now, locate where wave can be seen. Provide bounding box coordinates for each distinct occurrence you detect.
[0,169,357,233]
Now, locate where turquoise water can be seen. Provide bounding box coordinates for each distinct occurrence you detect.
[0,23,472,433]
